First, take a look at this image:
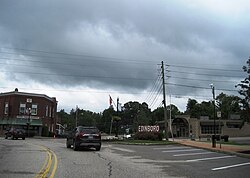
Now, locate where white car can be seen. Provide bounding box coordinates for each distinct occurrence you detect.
[123,134,131,139]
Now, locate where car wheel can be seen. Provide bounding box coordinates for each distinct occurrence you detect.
[11,135,14,140]
[73,140,78,151]
[5,135,8,139]
[66,140,71,148]
[22,137,25,140]
[95,146,101,151]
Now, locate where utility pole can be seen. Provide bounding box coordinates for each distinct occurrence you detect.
[161,61,168,140]
[115,97,119,137]
[210,84,216,148]
[76,105,78,127]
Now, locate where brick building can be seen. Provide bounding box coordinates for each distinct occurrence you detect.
[0,88,57,136]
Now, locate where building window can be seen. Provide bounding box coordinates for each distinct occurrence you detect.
[4,103,8,115]
[45,105,49,117]
[19,103,26,114]
[49,107,52,117]
[27,98,32,103]
[31,104,38,115]
[201,125,220,134]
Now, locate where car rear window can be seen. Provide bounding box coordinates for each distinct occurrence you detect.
[78,127,99,134]
[16,129,24,132]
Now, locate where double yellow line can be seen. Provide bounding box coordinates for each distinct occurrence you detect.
[35,146,57,178]
[29,143,58,178]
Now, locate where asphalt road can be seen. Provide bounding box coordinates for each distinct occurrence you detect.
[1,137,250,178]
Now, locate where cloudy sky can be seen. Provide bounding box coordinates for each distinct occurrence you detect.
[0,0,249,113]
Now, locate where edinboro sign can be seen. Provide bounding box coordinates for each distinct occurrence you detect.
[138,125,160,132]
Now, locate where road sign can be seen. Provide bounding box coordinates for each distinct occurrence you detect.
[217,111,221,118]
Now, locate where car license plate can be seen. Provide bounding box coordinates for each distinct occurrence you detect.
[89,135,93,139]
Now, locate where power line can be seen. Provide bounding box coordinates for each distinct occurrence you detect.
[144,74,162,103]
[0,48,156,65]
[0,70,155,81]
[167,64,242,72]
[168,76,239,83]
[166,82,238,92]
[168,70,244,78]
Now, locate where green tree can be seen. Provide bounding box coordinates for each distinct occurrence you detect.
[101,107,116,133]
[216,93,241,119]
[57,109,75,130]
[236,58,250,122]
[184,99,214,119]
[121,101,151,132]
[166,104,182,119]
[199,101,213,119]
[185,99,200,118]
[151,107,164,124]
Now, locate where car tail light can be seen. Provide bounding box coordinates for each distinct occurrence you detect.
[93,133,101,138]
[79,132,86,137]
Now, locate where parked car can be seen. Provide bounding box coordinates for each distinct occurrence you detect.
[123,134,132,139]
[5,128,26,140]
[66,126,101,151]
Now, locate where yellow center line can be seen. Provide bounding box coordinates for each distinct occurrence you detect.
[27,142,58,178]
[49,149,58,178]
[35,151,49,178]
[42,149,52,177]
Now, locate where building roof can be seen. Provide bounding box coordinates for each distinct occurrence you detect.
[0,89,56,102]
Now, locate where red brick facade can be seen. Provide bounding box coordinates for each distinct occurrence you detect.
[0,89,57,136]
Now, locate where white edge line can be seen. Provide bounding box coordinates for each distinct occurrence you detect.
[163,149,201,153]
[153,146,190,150]
[212,162,250,171]
[186,155,236,162]
[173,152,214,157]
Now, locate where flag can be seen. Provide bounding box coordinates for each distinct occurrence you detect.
[109,95,113,106]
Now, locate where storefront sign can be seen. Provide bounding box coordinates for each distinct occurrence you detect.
[138,125,160,132]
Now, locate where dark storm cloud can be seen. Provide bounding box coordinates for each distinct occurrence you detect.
[0,0,249,96]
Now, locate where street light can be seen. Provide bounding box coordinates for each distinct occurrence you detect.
[210,84,216,148]
[27,108,31,137]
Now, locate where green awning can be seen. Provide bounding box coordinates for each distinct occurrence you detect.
[0,118,42,126]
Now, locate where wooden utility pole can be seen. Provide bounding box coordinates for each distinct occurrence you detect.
[161,61,168,140]
[75,105,78,127]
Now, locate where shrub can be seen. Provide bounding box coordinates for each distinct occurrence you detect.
[42,126,49,137]
[134,132,162,141]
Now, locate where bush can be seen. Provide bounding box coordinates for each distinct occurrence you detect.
[134,132,162,141]
[48,131,54,137]
[42,126,49,137]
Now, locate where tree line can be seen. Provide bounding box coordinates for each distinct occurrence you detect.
[58,58,250,134]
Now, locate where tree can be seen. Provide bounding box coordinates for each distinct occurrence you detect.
[151,107,164,124]
[236,58,250,122]
[185,99,200,118]
[184,99,214,119]
[121,101,151,132]
[166,104,182,119]
[216,93,241,119]
[101,108,116,133]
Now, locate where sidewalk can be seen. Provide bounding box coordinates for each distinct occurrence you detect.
[174,138,250,159]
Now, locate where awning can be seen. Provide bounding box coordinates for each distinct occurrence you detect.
[0,118,42,126]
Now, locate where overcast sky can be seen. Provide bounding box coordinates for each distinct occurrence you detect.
[0,0,249,113]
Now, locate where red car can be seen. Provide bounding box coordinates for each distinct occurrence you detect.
[5,128,26,140]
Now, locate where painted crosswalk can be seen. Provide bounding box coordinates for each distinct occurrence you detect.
[212,162,250,171]
[162,148,201,153]
[173,151,215,157]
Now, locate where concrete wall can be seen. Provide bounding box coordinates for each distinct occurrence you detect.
[223,123,250,137]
